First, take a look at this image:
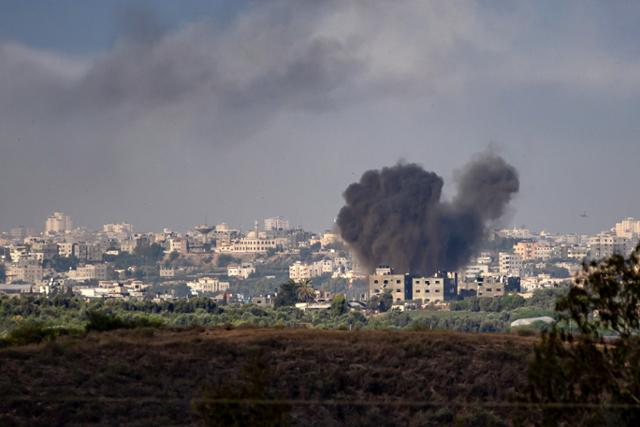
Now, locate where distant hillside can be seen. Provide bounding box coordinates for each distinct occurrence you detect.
[0,328,535,426]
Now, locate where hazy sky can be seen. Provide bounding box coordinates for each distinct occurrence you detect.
[1,0,639,234]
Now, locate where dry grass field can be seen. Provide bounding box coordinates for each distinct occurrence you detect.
[0,327,537,426]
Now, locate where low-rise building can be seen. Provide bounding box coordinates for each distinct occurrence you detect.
[186,277,230,294]
[67,264,111,282]
[227,263,255,279]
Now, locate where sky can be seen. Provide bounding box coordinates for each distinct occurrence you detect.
[0,0,639,234]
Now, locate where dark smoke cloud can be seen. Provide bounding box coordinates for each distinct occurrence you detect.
[336,153,519,274]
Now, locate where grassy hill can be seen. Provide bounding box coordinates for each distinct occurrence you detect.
[0,327,536,426]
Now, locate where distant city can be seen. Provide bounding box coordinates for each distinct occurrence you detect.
[1,211,639,311]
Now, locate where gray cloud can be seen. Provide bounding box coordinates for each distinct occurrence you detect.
[0,0,639,232]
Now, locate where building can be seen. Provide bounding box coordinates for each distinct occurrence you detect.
[227,263,255,279]
[289,261,311,280]
[6,261,43,284]
[264,216,290,232]
[159,267,176,278]
[615,217,640,239]
[499,252,523,276]
[186,277,230,294]
[368,266,411,303]
[289,259,335,281]
[103,223,134,238]
[411,273,457,304]
[514,241,538,261]
[67,264,111,282]
[587,233,631,260]
[30,241,58,261]
[167,237,189,255]
[219,233,278,254]
[458,275,519,298]
[45,212,72,234]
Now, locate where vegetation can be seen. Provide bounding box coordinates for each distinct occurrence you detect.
[0,328,533,426]
[217,254,240,268]
[527,244,640,425]
[44,255,79,273]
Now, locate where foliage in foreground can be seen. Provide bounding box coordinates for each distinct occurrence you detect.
[527,244,640,426]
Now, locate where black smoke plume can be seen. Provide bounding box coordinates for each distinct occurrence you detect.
[336,153,519,274]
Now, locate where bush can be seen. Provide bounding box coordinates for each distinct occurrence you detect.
[0,321,80,347]
[85,311,164,332]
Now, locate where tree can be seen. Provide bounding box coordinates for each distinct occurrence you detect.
[45,255,79,273]
[369,290,393,312]
[134,243,165,264]
[527,244,640,426]
[274,280,300,308]
[296,279,315,303]
[331,294,347,316]
[217,254,240,268]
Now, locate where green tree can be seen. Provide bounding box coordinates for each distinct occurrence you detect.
[217,254,240,268]
[274,280,300,308]
[296,279,315,302]
[527,244,640,426]
[331,294,348,316]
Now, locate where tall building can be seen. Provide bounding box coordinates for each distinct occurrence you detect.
[264,216,290,232]
[45,212,72,234]
[614,217,640,239]
[499,252,523,276]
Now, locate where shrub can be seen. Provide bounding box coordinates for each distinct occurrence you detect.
[0,321,79,347]
[85,311,164,332]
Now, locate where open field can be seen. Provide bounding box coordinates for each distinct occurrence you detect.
[0,327,536,426]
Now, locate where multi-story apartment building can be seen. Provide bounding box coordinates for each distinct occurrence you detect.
[167,237,189,255]
[6,261,43,284]
[514,241,538,260]
[45,212,72,235]
[411,273,458,304]
[103,223,134,238]
[263,216,290,232]
[615,217,640,239]
[67,264,111,282]
[499,252,523,276]
[588,233,632,260]
[368,266,412,303]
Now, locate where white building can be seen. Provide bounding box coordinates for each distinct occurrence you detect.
[227,263,255,279]
[218,231,277,254]
[103,223,134,238]
[289,259,335,281]
[614,217,640,239]
[289,261,311,280]
[45,212,72,234]
[186,277,230,294]
[264,216,290,232]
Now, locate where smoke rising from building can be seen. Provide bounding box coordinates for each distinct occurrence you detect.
[336,153,519,274]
